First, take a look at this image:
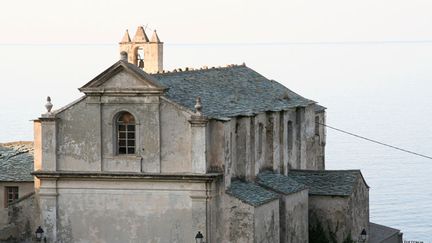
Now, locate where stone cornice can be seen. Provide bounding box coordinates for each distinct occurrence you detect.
[32,170,222,182]
[79,88,166,96]
[189,115,209,127]
[37,117,58,122]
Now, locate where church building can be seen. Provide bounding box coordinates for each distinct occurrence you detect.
[29,26,380,242]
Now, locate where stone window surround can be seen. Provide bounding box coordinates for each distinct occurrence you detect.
[113,110,139,156]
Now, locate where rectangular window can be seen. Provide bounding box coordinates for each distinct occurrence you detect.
[4,187,18,207]
[315,116,320,136]
[117,121,136,155]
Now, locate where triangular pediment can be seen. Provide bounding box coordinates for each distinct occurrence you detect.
[79,60,166,95]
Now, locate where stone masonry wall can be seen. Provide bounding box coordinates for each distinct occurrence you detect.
[221,104,325,188]
[0,193,40,243]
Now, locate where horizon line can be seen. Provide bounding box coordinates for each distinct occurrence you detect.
[2,40,432,46]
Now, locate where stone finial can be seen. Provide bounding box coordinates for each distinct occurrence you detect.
[45,96,53,113]
[120,29,131,43]
[194,96,203,116]
[133,26,149,42]
[120,51,128,61]
[151,30,161,43]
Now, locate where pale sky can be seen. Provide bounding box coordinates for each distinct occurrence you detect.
[1,0,432,44]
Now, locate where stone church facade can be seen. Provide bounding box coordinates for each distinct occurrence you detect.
[31,27,372,243]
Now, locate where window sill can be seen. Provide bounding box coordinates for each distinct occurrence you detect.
[105,155,141,160]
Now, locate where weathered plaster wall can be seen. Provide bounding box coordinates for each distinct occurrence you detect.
[309,195,349,242]
[102,71,149,89]
[284,109,298,171]
[0,193,40,243]
[282,190,308,243]
[160,99,192,173]
[220,192,280,243]
[308,177,369,242]
[57,96,101,171]
[40,119,57,171]
[207,120,225,173]
[221,105,325,187]
[0,182,34,226]
[100,95,161,173]
[33,121,42,190]
[314,111,326,170]
[295,107,305,169]
[348,177,369,242]
[235,117,248,180]
[254,200,280,243]
[304,105,316,169]
[55,179,208,243]
[209,180,225,243]
[254,113,268,175]
[222,194,255,243]
[55,91,163,173]
[223,119,235,188]
[190,117,208,174]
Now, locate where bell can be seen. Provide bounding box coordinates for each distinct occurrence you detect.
[138,59,144,68]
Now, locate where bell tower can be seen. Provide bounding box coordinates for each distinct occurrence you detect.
[119,26,163,73]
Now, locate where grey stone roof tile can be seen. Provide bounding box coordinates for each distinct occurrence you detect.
[287,170,364,196]
[314,104,326,113]
[256,171,307,195]
[153,66,316,119]
[0,142,34,182]
[369,222,401,242]
[226,180,279,207]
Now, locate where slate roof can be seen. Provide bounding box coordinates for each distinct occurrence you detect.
[153,65,316,119]
[0,142,34,182]
[226,180,279,207]
[369,222,401,243]
[314,104,326,113]
[287,170,367,196]
[256,171,307,195]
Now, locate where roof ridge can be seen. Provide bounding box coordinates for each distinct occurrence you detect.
[153,63,247,75]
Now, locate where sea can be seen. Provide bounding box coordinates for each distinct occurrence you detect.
[0,42,431,242]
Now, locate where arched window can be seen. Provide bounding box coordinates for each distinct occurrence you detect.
[136,47,144,68]
[116,112,136,155]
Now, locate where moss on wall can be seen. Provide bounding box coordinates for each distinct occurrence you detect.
[309,219,336,243]
[309,219,356,243]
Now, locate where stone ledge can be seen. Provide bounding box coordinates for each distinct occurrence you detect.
[32,170,222,182]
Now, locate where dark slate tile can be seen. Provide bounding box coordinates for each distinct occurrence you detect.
[256,171,307,195]
[0,142,34,182]
[226,180,279,207]
[153,66,316,119]
[287,170,362,196]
